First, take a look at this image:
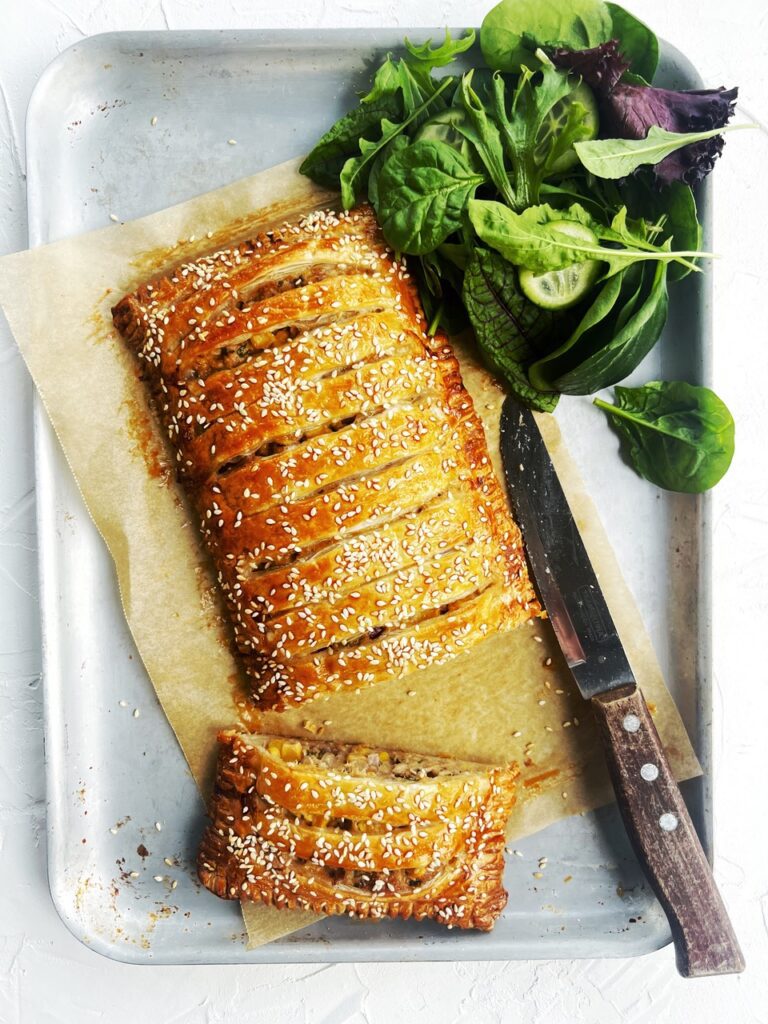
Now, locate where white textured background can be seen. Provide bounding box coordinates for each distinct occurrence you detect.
[1,1,767,1021]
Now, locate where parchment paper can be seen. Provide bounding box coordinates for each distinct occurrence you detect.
[0,157,700,949]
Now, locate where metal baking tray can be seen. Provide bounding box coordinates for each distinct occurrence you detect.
[27,29,712,964]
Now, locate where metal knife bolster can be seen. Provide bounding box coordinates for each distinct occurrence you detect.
[499,397,635,700]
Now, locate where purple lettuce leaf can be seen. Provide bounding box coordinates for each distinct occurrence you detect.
[550,41,738,185]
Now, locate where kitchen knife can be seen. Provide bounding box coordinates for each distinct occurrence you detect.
[500,395,744,978]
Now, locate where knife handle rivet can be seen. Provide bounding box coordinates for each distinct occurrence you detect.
[640,763,659,782]
[659,812,679,832]
[622,714,641,733]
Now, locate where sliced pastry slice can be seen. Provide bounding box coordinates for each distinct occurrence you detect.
[113,204,539,710]
[198,731,518,931]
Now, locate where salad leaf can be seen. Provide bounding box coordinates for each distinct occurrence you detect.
[339,77,453,209]
[468,199,705,276]
[595,381,735,491]
[575,122,749,180]
[416,250,470,336]
[532,79,599,176]
[606,3,658,82]
[455,72,516,207]
[530,260,668,393]
[404,28,476,68]
[367,133,409,211]
[463,247,561,411]
[620,176,701,281]
[300,34,469,192]
[299,59,404,187]
[480,0,612,73]
[550,40,739,184]
[489,61,588,209]
[376,140,485,254]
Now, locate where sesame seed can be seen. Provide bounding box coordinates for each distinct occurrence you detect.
[109,213,119,223]
[114,204,539,721]
[150,115,158,126]
[132,708,140,718]
[155,821,163,832]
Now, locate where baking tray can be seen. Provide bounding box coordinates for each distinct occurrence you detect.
[27,29,713,964]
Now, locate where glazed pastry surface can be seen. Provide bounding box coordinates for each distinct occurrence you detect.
[113,205,538,710]
[198,731,518,931]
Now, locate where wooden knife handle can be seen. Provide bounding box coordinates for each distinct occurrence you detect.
[591,685,745,977]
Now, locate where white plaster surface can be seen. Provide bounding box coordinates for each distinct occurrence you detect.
[1,0,767,1021]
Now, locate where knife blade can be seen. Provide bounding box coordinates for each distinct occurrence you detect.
[500,397,634,700]
[500,394,744,978]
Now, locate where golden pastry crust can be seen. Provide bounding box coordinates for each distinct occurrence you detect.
[113,205,539,710]
[198,731,517,931]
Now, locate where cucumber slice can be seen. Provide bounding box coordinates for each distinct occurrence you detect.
[534,81,599,175]
[414,108,468,149]
[414,109,481,169]
[518,220,602,310]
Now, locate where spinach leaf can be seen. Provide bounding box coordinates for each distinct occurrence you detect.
[339,77,453,209]
[531,260,669,394]
[299,58,404,188]
[367,134,409,212]
[575,123,750,179]
[468,199,704,276]
[480,0,612,73]
[376,140,485,254]
[606,3,658,83]
[404,28,476,68]
[462,247,561,411]
[594,381,735,491]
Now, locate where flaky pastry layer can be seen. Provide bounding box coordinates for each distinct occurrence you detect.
[198,732,517,931]
[113,205,539,710]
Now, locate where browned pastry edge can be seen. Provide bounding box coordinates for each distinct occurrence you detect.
[197,731,517,931]
[112,204,540,711]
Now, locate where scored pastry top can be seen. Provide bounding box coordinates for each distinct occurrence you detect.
[113,204,539,711]
[198,731,518,930]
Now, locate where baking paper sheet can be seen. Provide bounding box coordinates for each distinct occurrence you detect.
[0,157,700,948]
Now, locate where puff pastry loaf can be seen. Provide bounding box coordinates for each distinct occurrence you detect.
[112,205,538,710]
[198,731,517,930]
